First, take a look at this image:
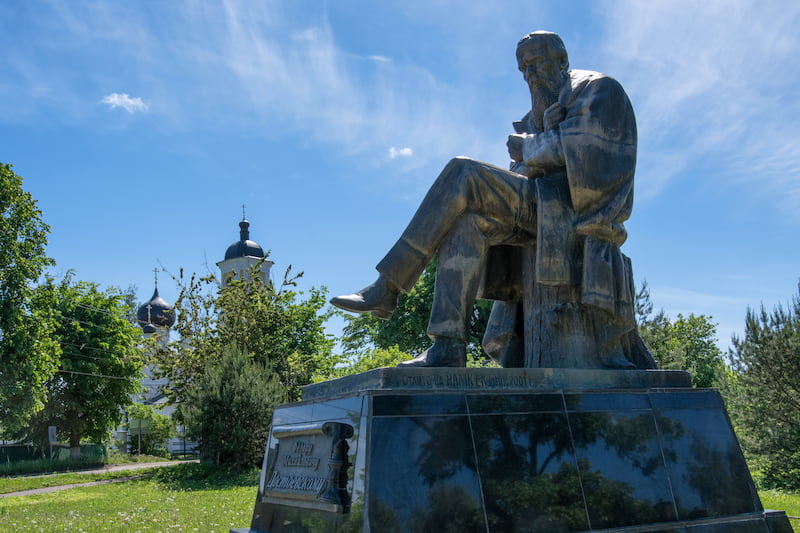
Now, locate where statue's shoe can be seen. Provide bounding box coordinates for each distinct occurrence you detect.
[397,338,467,368]
[330,276,398,320]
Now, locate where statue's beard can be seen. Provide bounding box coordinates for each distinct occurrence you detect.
[529,73,564,132]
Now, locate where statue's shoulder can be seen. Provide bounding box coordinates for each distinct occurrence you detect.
[562,70,629,109]
[569,70,622,92]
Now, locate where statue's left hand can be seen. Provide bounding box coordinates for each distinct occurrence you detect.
[507,134,525,162]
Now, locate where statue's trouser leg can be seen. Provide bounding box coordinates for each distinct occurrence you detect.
[376,157,536,342]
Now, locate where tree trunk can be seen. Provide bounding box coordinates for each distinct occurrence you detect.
[69,431,81,460]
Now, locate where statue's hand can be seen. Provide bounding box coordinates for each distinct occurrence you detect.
[507,134,525,162]
[543,103,566,131]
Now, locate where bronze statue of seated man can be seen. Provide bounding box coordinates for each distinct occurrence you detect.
[332,31,655,370]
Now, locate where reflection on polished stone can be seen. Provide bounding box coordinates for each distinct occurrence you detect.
[656,407,761,520]
[570,410,675,528]
[368,416,485,532]
[564,392,650,411]
[467,392,564,414]
[372,393,468,416]
[472,413,587,532]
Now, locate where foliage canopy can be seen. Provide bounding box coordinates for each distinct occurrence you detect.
[340,258,492,363]
[155,263,336,404]
[16,274,143,456]
[126,403,176,457]
[0,163,58,433]
[726,283,800,490]
[636,282,724,388]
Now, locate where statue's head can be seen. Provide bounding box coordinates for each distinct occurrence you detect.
[516,31,569,130]
[516,31,569,75]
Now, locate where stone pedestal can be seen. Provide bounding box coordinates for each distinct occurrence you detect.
[234,368,792,533]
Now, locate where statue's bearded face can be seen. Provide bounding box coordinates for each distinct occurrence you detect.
[517,41,566,131]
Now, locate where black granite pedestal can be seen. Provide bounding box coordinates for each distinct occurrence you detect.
[233,368,792,533]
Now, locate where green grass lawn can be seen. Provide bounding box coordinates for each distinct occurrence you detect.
[760,489,800,532]
[0,464,257,532]
[0,467,162,494]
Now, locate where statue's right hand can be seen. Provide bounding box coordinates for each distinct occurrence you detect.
[543,103,566,131]
[507,134,525,162]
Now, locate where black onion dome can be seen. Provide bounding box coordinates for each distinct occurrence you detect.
[136,288,176,329]
[224,219,265,260]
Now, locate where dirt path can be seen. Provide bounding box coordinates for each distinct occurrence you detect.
[1,459,198,498]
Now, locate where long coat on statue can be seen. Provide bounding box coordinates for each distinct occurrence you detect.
[480,69,655,369]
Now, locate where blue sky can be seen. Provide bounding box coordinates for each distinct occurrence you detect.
[2,0,799,353]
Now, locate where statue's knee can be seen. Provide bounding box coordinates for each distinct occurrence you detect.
[444,156,476,172]
[439,157,478,186]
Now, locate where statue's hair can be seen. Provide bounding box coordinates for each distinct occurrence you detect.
[517,31,569,71]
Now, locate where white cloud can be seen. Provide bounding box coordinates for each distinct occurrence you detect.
[101,93,149,113]
[388,147,413,159]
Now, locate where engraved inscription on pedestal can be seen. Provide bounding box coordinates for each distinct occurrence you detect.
[262,421,354,513]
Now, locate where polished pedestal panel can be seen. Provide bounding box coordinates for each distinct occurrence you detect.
[234,369,792,533]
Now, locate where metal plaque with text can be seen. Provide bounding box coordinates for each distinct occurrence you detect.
[261,421,354,513]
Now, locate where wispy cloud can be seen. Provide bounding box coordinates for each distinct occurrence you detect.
[165,1,494,177]
[0,1,503,182]
[649,285,753,351]
[101,93,149,113]
[652,286,750,309]
[389,147,413,159]
[601,1,800,211]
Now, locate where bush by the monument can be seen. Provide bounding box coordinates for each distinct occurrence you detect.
[181,345,286,470]
[726,283,800,490]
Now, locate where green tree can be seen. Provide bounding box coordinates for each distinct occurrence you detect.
[340,258,492,362]
[126,403,176,457]
[726,283,800,490]
[636,282,724,388]
[182,345,286,470]
[18,274,144,458]
[156,262,336,404]
[326,346,411,378]
[0,163,58,434]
